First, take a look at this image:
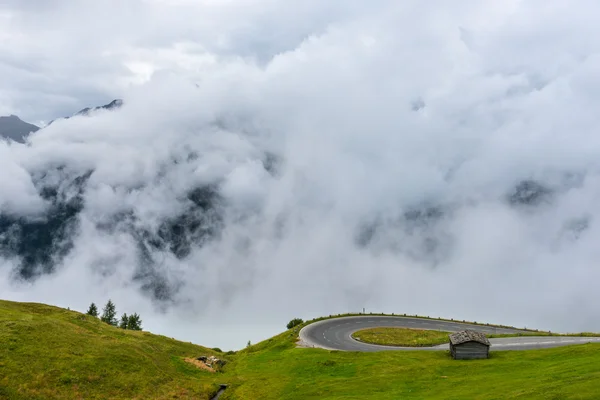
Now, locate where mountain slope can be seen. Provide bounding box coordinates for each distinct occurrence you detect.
[0,300,223,400]
[0,115,40,143]
[0,99,122,143]
[48,99,123,125]
[74,99,123,116]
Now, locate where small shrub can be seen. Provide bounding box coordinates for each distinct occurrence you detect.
[211,348,222,353]
[286,318,304,330]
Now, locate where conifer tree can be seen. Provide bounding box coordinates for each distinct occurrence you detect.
[86,302,98,317]
[100,299,118,326]
[127,313,142,331]
[119,313,129,329]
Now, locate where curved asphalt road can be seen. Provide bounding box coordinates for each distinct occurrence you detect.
[299,316,600,352]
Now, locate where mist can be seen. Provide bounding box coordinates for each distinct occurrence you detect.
[2,0,600,349]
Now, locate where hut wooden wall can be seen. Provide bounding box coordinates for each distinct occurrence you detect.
[450,342,489,359]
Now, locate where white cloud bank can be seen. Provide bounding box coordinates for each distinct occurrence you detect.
[2,0,600,349]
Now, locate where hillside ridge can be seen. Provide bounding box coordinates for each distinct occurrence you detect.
[0,299,224,400]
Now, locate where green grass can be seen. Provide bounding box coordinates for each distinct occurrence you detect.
[352,327,451,347]
[221,329,600,399]
[0,300,225,399]
[4,299,600,399]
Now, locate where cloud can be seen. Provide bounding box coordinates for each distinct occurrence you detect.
[3,0,600,349]
[0,0,371,122]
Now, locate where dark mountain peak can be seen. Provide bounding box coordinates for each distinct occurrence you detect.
[48,99,124,125]
[74,99,123,117]
[0,114,40,143]
[1,114,27,123]
[74,107,92,116]
[106,99,123,109]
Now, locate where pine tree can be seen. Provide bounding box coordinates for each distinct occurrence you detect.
[100,299,118,326]
[127,313,142,331]
[86,302,98,317]
[119,313,129,329]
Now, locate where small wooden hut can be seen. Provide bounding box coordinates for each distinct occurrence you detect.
[448,330,491,360]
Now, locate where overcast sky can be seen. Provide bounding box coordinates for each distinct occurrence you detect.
[3,0,600,349]
[0,0,374,123]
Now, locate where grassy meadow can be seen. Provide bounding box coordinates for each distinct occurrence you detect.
[3,300,600,399]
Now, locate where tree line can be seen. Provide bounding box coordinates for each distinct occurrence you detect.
[86,300,142,331]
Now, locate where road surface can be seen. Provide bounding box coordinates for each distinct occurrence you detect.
[299,316,600,352]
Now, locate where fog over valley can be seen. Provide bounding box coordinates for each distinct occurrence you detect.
[2,0,600,349]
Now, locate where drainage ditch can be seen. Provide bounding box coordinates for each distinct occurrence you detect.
[210,384,228,400]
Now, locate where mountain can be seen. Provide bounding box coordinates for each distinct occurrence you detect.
[0,99,123,143]
[0,115,40,143]
[48,99,123,125]
[73,99,123,116]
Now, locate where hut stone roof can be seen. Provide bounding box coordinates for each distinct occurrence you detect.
[448,330,491,346]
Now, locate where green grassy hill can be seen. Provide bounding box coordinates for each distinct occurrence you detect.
[3,300,600,399]
[227,328,600,399]
[0,300,224,399]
